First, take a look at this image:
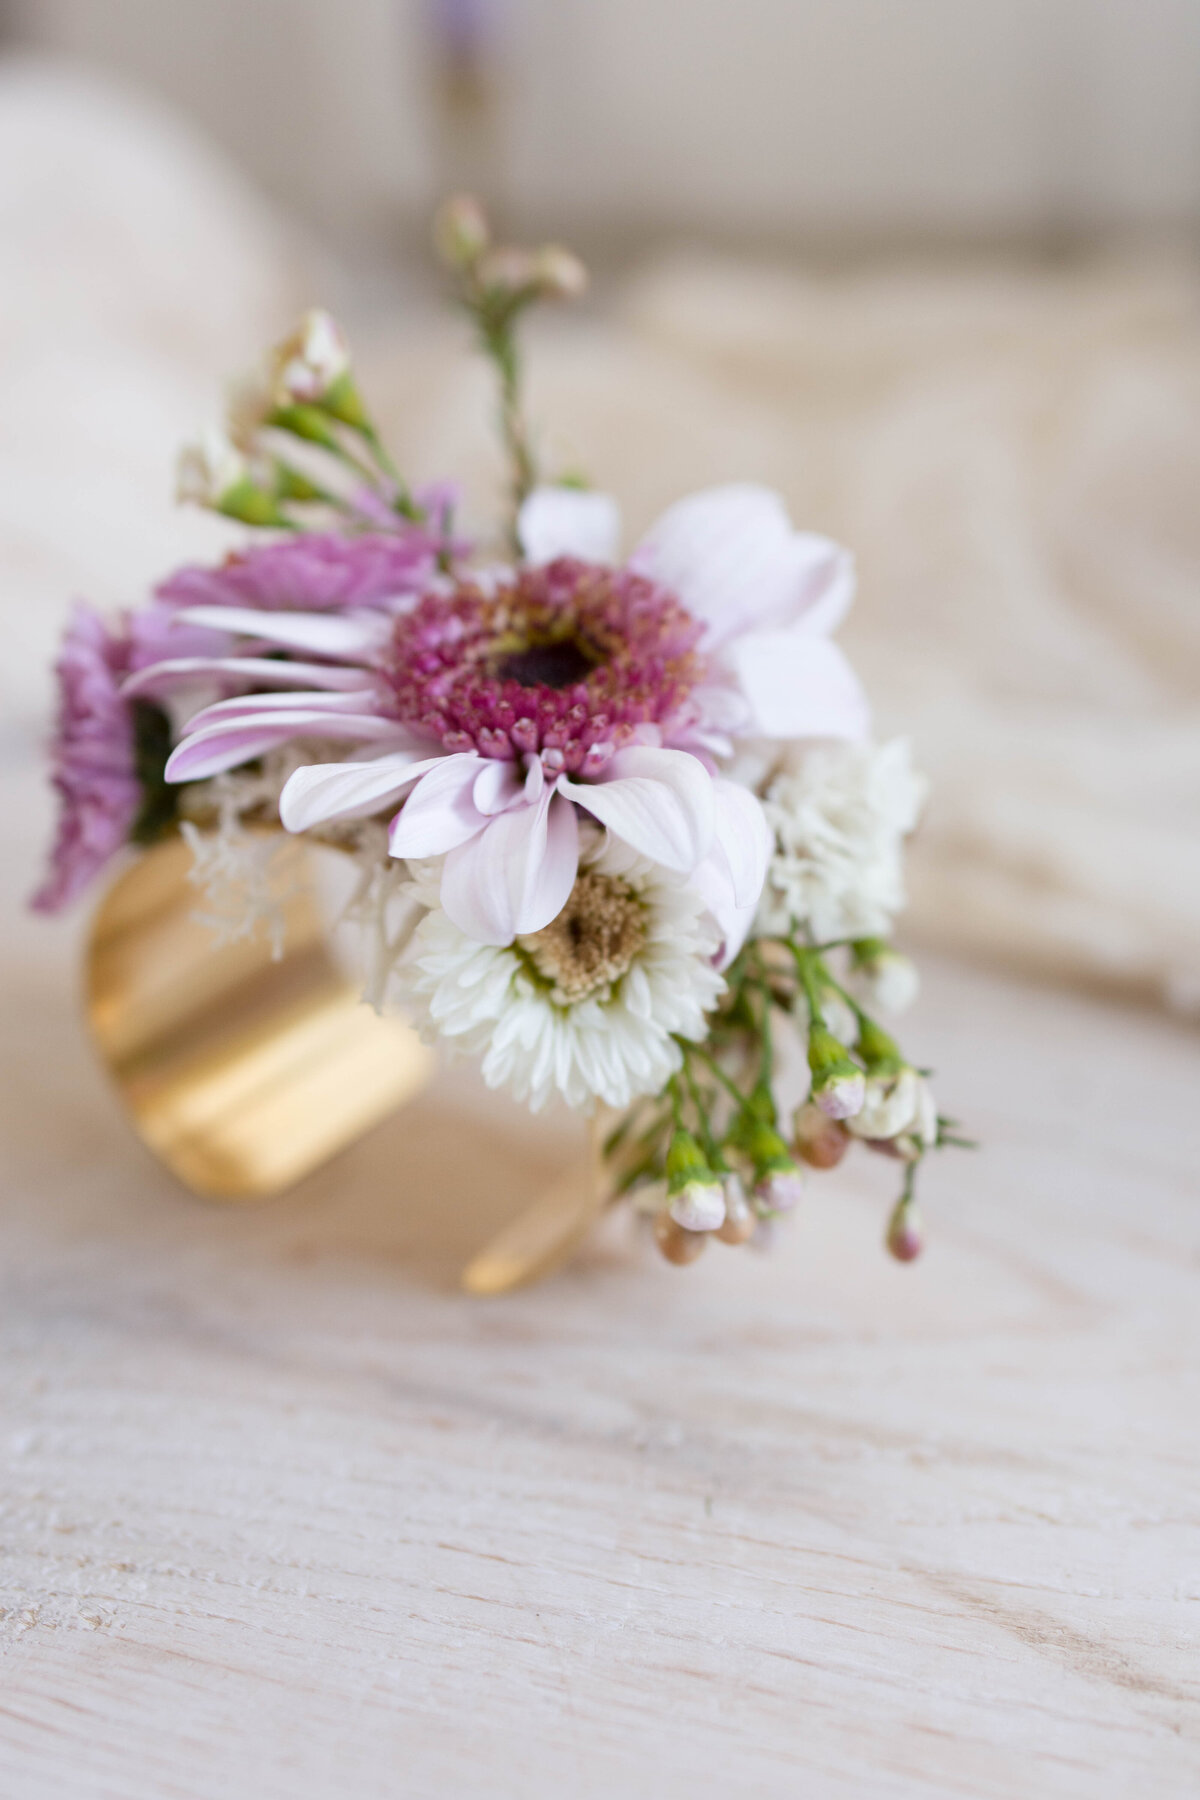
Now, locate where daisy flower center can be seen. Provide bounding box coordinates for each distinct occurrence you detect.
[385,557,702,776]
[517,870,647,1004]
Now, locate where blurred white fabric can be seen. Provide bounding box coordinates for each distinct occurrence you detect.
[3,59,1197,1017]
[364,258,1200,1016]
[0,57,301,727]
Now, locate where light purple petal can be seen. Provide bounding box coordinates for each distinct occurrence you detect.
[179,689,388,729]
[632,484,854,649]
[165,711,410,783]
[280,752,450,830]
[518,487,622,565]
[728,630,871,739]
[165,721,326,783]
[387,755,490,857]
[440,790,580,944]
[711,777,772,908]
[175,605,391,660]
[687,779,771,969]
[558,746,715,873]
[473,758,525,815]
[690,854,757,971]
[122,657,377,698]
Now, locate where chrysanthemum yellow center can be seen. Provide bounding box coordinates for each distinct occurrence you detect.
[518,870,646,1004]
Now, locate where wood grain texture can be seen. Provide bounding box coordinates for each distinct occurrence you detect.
[2,765,1199,1799]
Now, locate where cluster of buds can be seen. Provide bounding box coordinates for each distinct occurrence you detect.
[650,1067,807,1266]
[176,310,418,530]
[849,938,920,1015]
[652,1127,770,1265]
[433,195,589,541]
[434,194,588,302]
[637,925,952,1270]
[794,964,940,1254]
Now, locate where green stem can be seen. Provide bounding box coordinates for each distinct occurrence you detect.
[470,290,539,553]
[756,979,775,1087]
[359,425,421,519]
[686,1042,750,1115]
[681,1054,720,1166]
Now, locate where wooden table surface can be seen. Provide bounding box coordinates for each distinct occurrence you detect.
[2,768,1198,1798]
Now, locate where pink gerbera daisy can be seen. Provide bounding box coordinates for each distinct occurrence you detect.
[129,485,868,951]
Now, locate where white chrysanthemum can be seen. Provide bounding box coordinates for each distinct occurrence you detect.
[393,833,725,1112]
[757,737,926,941]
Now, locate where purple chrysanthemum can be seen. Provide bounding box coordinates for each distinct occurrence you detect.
[31,605,141,914]
[155,525,449,616]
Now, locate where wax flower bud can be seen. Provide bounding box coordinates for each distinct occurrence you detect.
[792,1099,850,1170]
[742,1122,805,1213]
[654,1211,708,1265]
[715,1172,755,1244]
[433,192,491,269]
[477,246,538,295]
[176,432,289,526]
[885,1198,924,1262]
[532,244,588,300]
[665,1128,726,1233]
[852,939,919,1015]
[176,429,245,506]
[271,310,350,407]
[807,1024,866,1120]
[848,1066,936,1146]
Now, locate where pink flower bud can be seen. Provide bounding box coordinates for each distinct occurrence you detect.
[753,1167,805,1213]
[857,947,919,1015]
[715,1174,755,1244]
[433,193,491,268]
[792,1100,850,1169]
[477,247,537,293]
[668,1177,726,1233]
[176,430,245,506]
[886,1201,924,1262]
[654,1212,708,1265]
[533,245,588,299]
[271,310,349,405]
[814,1067,866,1121]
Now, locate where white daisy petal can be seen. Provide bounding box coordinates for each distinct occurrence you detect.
[180,688,388,726]
[393,828,724,1113]
[558,746,715,873]
[633,484,854,648]
[518,486,622,565]
[440,789,580,945]
[757,737,927,941]
[280,752,449,830]
[728,631,871,740]
[387,755,490,858]
[174,605,392,659]
[122,656,375,698]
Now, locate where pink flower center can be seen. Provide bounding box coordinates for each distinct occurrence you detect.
[384,558,703,775]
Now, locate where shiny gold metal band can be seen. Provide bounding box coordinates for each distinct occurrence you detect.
[83,835,606,1291]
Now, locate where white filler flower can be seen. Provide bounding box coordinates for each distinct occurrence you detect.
[758,738,926,942]
[394,833,725,1111]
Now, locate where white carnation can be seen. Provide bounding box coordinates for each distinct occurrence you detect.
[393,832,725,1112]
[757,738,926,942]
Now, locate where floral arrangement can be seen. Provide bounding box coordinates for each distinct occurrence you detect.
[34,197,967,1269]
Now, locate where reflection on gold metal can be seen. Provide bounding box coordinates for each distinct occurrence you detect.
[84,832,616,1290]
[85,834,433,1201]
[462,1161,608,1295]
[462,1117,616,1295]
